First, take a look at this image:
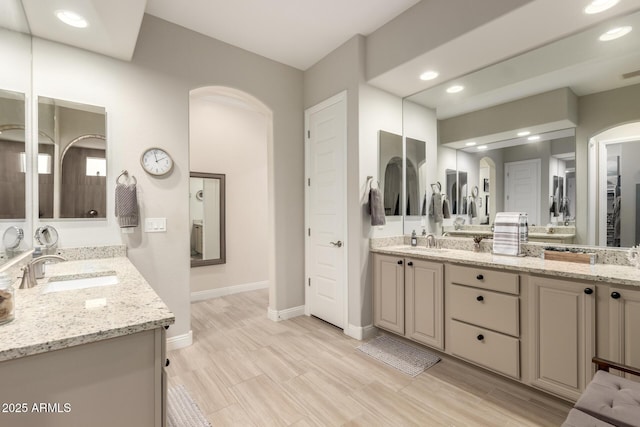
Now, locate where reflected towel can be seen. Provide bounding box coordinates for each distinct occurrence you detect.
[421,193,427,216]
[442,198,451,219]
[428,193,443,223]
[368,187,386,226]
[115,183,139,228]
[469,199,477,218]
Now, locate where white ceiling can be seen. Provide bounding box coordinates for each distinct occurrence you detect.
[145,0,420,70]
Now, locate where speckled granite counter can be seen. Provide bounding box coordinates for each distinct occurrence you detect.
[371,245,640,288]
[0,256,174,362]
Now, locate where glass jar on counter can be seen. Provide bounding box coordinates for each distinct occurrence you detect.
[0,272,15,325]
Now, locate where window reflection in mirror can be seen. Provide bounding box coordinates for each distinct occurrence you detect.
[190,172,226,267]
[38,97,106,219]
[0,89,26,220]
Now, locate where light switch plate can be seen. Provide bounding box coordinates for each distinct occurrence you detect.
[145,217,167,232]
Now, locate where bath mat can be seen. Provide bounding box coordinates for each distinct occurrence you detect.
[356,334,441,377]
[167,384,212,427]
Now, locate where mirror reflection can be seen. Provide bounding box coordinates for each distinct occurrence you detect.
[0,89,26,220]
[405,137,426,217]
[378,131,402,216]
[403,8,640,247]
[38,97,106,219]
[190,172,226,267]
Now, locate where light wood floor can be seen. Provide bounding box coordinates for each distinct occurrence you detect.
[167,289,572,426]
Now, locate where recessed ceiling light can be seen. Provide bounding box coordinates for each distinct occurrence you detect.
[446,85,464,94]
[419,71,439,81]
[599,26,632,41]
[477,145,488,150]
[517,131,531,137]
[584,0,619,14]
[465,141,476,146]
[528,135,541,141]
[55,10,88,28]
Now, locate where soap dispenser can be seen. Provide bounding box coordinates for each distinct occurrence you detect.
[0,272,15,325]
[411,230,417,247]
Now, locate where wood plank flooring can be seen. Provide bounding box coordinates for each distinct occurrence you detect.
[167,289,572,426]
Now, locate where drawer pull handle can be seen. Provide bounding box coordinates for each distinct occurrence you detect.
[584,288,593,295]
[476,274,484,280]
[611,291,621,299]
[397,260,403,265]
[407,261,413,266]
[477,334,484,341]
[476,295,484,302]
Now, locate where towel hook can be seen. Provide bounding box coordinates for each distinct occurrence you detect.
[116,170,137,185]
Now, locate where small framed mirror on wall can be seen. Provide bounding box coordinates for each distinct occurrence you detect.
[190,172,226,267]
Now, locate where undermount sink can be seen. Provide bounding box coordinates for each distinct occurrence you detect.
[44,271,118,293]
[404,246,449,253]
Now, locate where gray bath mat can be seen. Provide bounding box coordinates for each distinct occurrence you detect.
[357,334,441,377]
[167,384,212,427]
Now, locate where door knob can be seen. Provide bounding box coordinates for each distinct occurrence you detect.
[330,240,343,248]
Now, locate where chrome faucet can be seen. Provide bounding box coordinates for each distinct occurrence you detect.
[19,255,66,289]
[426,234,436,249]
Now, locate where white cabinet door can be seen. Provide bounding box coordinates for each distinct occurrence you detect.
[373,254,405,335]
[405,259,443,349]
[609,287,640,379]
[529,276,595,400]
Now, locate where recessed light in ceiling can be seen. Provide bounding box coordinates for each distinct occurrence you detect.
[599,26,632,41]
[419,71,439,81]
[517,131,531,137]
[465,141,476,146]
[55,10,89,28]
[584,0,619,14]
[446,85,464,94]
[477,145,488,150]
[528,135,541,141]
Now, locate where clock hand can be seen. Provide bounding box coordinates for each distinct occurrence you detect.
[153,151,158,162]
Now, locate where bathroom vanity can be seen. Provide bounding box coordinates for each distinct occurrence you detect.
[0,251,174,427]
[372,238,640,402]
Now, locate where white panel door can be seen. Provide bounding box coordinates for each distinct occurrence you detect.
[504,159,540,225]
[305,93,347,329]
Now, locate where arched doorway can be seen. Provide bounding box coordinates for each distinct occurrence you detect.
[188,86,275,309]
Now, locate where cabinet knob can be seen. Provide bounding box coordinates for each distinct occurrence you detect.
[477,334,484,341]
[476,295,484,302]
[407,261,413,266]
[397,260,403,265]
[165,358,170,367]
[584,288,593,295]
[476,274,484,280]
[611,291,621,299]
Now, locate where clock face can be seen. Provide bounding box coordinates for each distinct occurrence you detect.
[141,147,174,176]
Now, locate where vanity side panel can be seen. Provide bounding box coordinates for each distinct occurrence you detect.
[0,329,159,427]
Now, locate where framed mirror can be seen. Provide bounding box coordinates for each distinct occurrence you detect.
[190,172,226,267]
[38,97,107,219]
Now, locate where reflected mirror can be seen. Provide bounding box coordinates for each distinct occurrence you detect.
[190,172,226,267]
[403,8,640,247]
[0,89,26,220]
[378,131,402,216]
[38,97,106,219]
[405,137,426,216]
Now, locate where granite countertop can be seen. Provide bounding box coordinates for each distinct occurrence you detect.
[0,257,174,362]
[371,245,640,288]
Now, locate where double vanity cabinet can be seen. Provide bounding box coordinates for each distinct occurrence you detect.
[372,247,640,402]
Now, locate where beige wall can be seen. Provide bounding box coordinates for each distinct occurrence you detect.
[189,94,269,293]
[29,14,304,339]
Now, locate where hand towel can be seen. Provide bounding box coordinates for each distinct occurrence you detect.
[462,197,468,215]
[115,182,139,228]
[442,198,451,219]
[368,186,386,226]
[421,193,427,216]
[493,212,522,256]
[469,199,477,218]
[428,193,443,223]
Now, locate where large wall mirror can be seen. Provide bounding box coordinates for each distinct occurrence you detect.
[190,172,226,267]
[0,89,27,221]
[38,97,107,219]
[403,8,640,247]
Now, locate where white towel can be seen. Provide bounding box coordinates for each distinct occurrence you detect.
[493,212,523,256]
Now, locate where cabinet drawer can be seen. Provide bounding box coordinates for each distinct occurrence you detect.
[448,264,519,295]
[449,284,519,337]
[449,320,520,379]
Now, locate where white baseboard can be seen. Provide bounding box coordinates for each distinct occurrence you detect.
[190,280,268,302]
[166,330,193,351]
[267,305,305,322]
[345,323,377,340]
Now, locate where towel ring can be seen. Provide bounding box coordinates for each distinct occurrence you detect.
[116,170,137,185]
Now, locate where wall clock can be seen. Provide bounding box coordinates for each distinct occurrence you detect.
[140,147,174,176]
